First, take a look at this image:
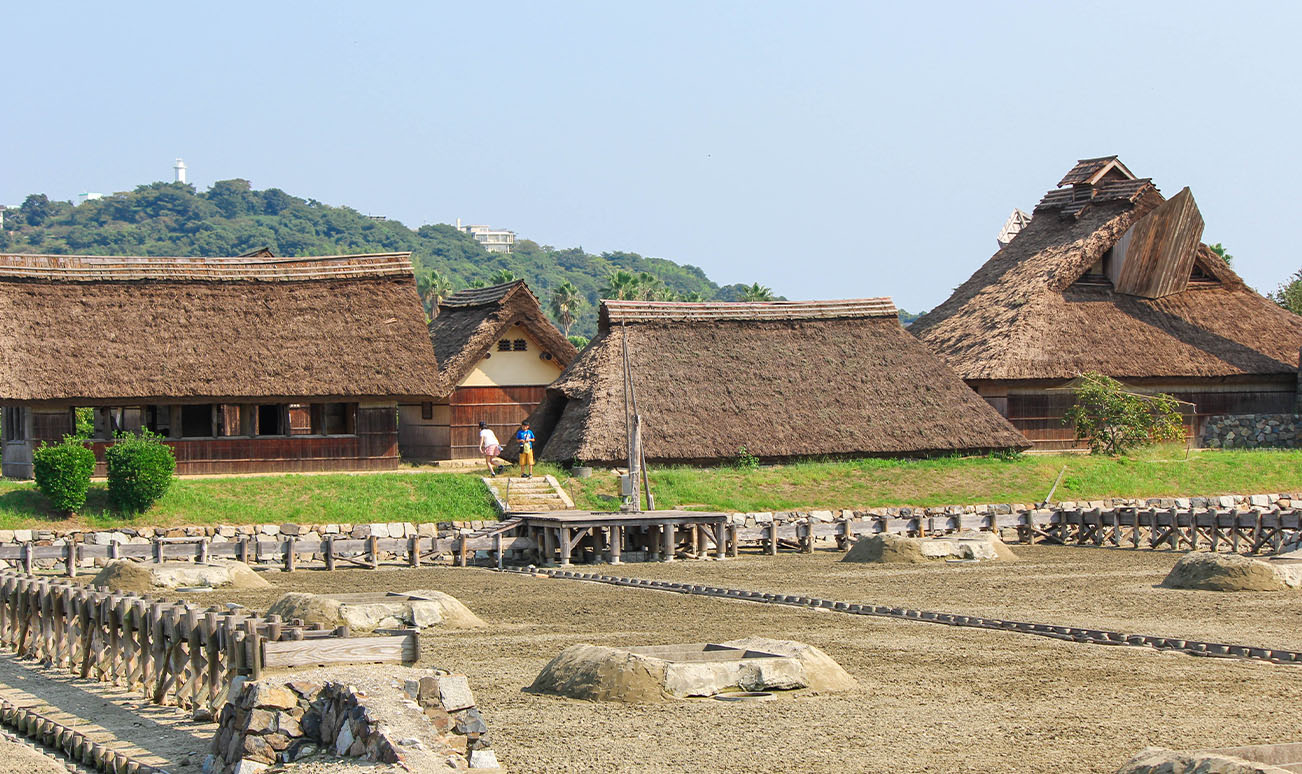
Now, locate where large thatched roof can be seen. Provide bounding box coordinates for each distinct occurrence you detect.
[530,299,1029,465]
[0,253,444,404]
[431,280,577,387]
[911,156,1302,382]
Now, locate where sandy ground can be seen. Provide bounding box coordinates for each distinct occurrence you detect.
[0,656,211,769]
[0,736,73,774]
[193,545,1302,774]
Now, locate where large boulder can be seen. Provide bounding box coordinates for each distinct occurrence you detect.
[266,590,485,632]
[842,531,1016,564]
[1162,553,1302,592]
[92,559,271,592]
[529,637,855,703]
[1117,747,1294,774]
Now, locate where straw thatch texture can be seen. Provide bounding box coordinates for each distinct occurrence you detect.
[0,253,443,403]
[431,281,577,387]
[910,167,1302,381]
[532,299,1029,464]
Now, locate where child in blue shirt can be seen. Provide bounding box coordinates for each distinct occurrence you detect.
[515,421,536,478]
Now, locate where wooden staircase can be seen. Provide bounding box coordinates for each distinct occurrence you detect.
[482,474,575,514]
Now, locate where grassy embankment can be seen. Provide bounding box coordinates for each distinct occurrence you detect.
[0,445,1298,530]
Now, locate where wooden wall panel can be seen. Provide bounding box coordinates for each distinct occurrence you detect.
[1116,187,1204,298]
[448,385,546,459]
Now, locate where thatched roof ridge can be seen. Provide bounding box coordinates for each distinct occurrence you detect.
[601,298,897,326]
[531,299,1029,465]
[432,281,577,386]
[0,252,443,403]
[911,159,1302,381]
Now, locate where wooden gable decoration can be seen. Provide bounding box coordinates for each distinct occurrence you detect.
[1113,187,1204,298]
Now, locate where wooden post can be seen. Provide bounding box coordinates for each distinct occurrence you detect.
[22,543,33,575]
[494,533,504,570]
[196,540,208,565]
[608,525,621,565]
[714,521,727,559]
[284,537,296,573]
[65,541,77,578]
[324,536,336,571]
[543,527,557,566]
[409,535,421,568]
[559,528,572,567]
[767,522,778,556]
[238,538,250,566]
[152,538,163,564]
[457,534,469,568]
[368,535,379,569]
[728,523,739,558]
[662,524,675,562]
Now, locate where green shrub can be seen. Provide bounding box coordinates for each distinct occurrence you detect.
[1064,372,1185,455]
[32,436,96,516]
[105,431,176,513]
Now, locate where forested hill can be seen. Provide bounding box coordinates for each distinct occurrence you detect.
[0,180,754,337]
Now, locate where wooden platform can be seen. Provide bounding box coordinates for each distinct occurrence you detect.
[517,510,731,566]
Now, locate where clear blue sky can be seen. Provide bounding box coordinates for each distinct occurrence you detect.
[4,1,1298,311]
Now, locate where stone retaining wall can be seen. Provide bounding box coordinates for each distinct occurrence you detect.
[1201,413,1302,449]
[723,491,1300,528]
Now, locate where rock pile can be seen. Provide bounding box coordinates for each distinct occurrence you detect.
[841,532,1017,564]
[91,559,270,592]
[530,637,856,703]
[1162,553,1302,592]
[265,590,485,632]
[1118,746,1293,774]
[209,671,500,773]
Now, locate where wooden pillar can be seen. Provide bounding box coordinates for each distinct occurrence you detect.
[727,524,739,558]
[559,527,572,567]
[608,525,622,565]
[543,527,557,566]
[767,522,778,556]
[714,521,727,559]
[662,523,675,562]
[648,526,660,562]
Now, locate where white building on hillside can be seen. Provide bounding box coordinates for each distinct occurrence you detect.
[456,218,515,253]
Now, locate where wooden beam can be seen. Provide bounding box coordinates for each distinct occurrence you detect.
[262,634,416,669]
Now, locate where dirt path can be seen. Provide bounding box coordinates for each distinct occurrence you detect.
[0,736,73,774]
[198,547,1302,774]
[0,656,213,769]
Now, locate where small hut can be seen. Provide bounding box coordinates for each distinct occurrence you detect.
[910,156,1302,448]
[0,252,442,477]
[528,298,1029,465]
[399,281,577,461]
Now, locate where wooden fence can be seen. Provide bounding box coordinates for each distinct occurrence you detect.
[0,507,1295,580]
[0,570,347,713]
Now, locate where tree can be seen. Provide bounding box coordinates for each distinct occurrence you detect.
[19,193,53,226]
[417,270,454,316]
[739,282,775,302]
[549,281,586,336]
[601,269,640,300]
[489,269,519,285]
[568,334,590,349]
[1063,372,1185,455]
[1268,268,1302,315]
[1208,243,1233,265]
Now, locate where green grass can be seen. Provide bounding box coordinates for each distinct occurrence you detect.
[0,470,499,530]
[562,445,1302,513]
[2,447,1299,530]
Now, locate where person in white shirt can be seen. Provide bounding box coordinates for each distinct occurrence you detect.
[478,421,502,476]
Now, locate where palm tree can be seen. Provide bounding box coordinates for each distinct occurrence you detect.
[679,291,705,302]
[417,270,454,317]
[549,281,586,337]
[601,269,640,300]
[739,282,775,302]
[489,268,519,285]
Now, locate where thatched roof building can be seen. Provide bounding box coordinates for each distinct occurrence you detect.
[529,298,1029,465]
[400,281,577,460]
[910,156,1302,448]
[431,281,577,388]
[0,252,442,477]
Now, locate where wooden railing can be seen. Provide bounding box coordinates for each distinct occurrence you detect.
[0,570,344,712]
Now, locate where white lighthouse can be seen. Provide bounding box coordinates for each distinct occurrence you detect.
[174,158,187,184]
